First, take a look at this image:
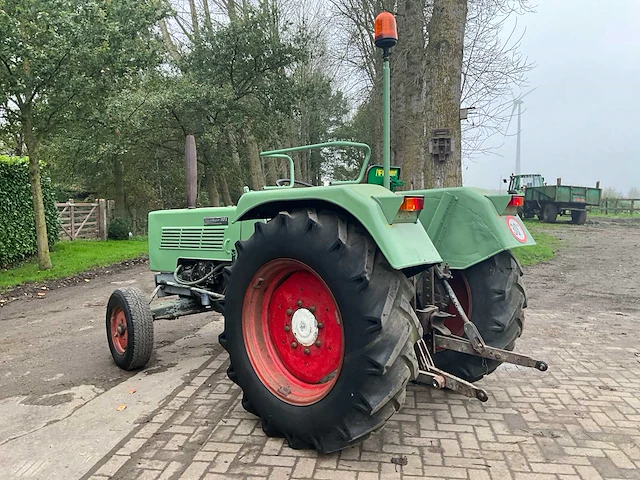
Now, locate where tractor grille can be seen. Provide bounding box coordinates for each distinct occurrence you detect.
[160,226,226,251]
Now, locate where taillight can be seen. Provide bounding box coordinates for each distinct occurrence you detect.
[508,196,524,208]
[400,196,424,212]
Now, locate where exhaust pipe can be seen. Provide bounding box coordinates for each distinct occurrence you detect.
[185,134,197,208]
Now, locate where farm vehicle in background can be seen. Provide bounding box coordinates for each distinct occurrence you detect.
[506,173,602,224]
[105,13,548,453]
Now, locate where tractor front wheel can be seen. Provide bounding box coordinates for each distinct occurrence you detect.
[431,251,526,382]
[106,287,154,370]
[221,209,420,453]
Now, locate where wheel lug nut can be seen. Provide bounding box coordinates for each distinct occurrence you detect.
[297,300,303,307]
[291,342,298,348]
[317,322,324,329]
[315,340,321,347]
[309,306,316,313]
[284,325,290,332]
[304,348,310,355]
[286,308,292,316]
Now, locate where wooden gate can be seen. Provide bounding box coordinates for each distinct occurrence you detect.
[56,199,109,240]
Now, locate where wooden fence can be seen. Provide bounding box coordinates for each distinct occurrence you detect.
[591,198,640,215]
[55,199,113,240]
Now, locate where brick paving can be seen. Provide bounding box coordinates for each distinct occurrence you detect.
[85,310,640,480]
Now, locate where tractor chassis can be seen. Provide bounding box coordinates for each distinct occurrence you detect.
[147,269,547,403]
[149,273,224,320]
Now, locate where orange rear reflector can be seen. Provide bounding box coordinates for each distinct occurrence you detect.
[509,196,524,208]
[400,196,424,212]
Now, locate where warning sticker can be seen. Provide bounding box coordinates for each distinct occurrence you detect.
[506,216,527,243]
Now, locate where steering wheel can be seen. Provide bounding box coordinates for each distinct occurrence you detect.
[275,178,314,187]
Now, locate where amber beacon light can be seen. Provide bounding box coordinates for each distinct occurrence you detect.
[374,11,397,49]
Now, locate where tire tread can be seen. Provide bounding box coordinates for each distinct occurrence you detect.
[221,208,420,453]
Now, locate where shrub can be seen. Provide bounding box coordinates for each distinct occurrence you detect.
[0,156,60,267]
[108,217,131,240]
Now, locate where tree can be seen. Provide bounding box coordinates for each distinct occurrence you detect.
[394,0,427,189]
[158,2,339,196]
[48,4,321,222]
[424,0,467,188]
[602,187,623,199]
[0,0,165,269]
[331,0,533,188]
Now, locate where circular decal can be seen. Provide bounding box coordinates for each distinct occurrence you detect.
[506,216,527,243]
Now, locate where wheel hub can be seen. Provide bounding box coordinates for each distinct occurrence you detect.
[109,307,128,354]
[291,308,318,346]
[242,259,344,405]
[267,270,342,384]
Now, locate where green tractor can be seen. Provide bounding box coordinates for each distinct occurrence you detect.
[106,12,547,453]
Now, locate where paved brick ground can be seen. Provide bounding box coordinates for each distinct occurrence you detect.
[85,309,640,480]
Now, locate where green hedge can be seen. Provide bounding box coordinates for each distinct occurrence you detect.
[0,156,60,267]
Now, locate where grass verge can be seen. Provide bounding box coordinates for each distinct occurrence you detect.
[0,238,148,292]
[513,224,561,267]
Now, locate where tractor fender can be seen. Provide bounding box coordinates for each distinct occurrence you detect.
[406,187,536,270]
[234,183,442,273]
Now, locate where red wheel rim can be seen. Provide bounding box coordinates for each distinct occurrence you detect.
[242,259,344,406]
[110,306,128,355]
[440,272,472,346]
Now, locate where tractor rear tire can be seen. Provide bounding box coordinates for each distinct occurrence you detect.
[541,203,558,223]
[571,210,587,225]
[220,209,420,453]
[106,287,154,370]
[432,251,526,383]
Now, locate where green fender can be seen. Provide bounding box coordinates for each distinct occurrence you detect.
[407,187,535,270]
[234,183,443,271]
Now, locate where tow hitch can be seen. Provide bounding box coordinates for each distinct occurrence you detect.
[415,266,548,402]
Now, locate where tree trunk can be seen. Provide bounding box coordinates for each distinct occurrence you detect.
[246,134,264,191]
[424,0,467,188]
[264,156,277,186]
[113,157,126,218]
[23,113,52,270]
[227,129,241,167]
[160,19,181,63]
[203,160,221,206]
[202,0,213,33]
[394,0,427,189]
[218,175,233,206]
[188,0,200,41]
[226,0,237,20]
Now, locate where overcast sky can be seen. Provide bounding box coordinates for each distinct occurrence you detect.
[463,0,640,195]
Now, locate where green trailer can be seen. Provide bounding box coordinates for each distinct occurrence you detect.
[507,173,602,224]
[104,13,548,453]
